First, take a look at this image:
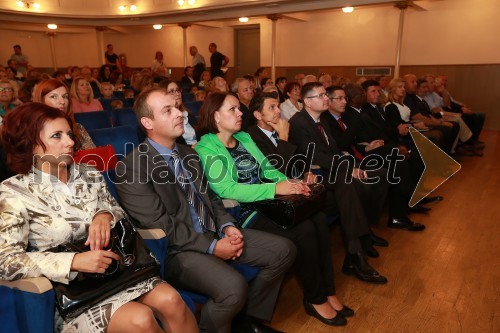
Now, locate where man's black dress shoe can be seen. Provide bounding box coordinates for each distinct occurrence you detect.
[420,196,443,205]
[335,304,355,318]
[388,217,425,231]
[370,232,389,247]
[364,244,379,258]
[303,300,347,326]
[408,204,431,213]
[342,252,388,284]
[232,315,283,333]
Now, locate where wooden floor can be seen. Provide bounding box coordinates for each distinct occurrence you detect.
[269,130,500,333]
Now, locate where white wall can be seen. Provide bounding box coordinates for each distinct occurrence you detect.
[0,0,498,69]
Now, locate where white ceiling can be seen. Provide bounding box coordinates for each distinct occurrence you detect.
[0,0,399,26]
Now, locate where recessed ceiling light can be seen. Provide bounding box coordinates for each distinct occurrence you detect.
[33,2,40,9]
[47,24,57,30]
[153,24,162,30]
[342,6,354,13]
[239,17,249,23]
[119,5,125,12]
[130,4,136,11]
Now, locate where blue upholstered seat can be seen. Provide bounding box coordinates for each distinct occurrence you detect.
[74,111,112,130]
[184,101,203,117]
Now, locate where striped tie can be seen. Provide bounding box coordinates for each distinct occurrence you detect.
[171,150,217,233]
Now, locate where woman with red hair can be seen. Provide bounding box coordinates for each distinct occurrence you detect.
[33,78,96,150]
[0,103,197,333]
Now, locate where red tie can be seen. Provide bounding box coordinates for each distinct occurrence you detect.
[337,118,364,161]
[316,122,329,145]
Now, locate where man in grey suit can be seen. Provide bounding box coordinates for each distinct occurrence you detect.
[115,87,295,333]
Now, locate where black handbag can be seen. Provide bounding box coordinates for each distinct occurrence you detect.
[252,183,327,229]
[50,217,160,320]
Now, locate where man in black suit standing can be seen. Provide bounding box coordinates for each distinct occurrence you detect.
[116,87,295,333]
[288,82,389,284]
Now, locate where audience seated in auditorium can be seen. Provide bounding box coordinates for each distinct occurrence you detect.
[196,91,354,327]
[0,102,197,333]
[115,87,294,333]
[288,82,389,284]
[70,76,104,113]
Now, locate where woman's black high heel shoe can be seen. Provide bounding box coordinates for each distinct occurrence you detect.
[303,300,347,326]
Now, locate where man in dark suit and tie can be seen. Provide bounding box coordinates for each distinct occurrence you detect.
[115,87,296,333]
[288,82,389,284]
[322,85,426,232]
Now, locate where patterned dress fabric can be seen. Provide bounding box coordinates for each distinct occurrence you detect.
[0,164,163,333]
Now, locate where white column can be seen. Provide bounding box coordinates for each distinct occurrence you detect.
[96,27,105,65]
[394,3,407,78]
[179,24,191,67]
[267,15,281,83]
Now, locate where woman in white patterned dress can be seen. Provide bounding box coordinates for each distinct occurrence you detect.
[0,103,198,333]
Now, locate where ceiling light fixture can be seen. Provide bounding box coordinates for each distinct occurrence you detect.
[342,6,354,13]
[47,24,57,30]
[178,0,196,6]
[119,4,137,12]
[239,17,249,23]
[16,1,40,9]
[153,24,163,30]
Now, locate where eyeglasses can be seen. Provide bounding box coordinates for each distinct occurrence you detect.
[329,96,348,101]
[305,92,328,99]
[0,87,14,92]
[167,88,182,94]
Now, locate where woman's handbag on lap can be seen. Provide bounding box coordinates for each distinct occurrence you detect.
[50,217,160,320]
[252,183,326,229]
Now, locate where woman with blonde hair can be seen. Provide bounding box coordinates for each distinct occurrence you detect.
[70,76,104,113]
[33,78,96,150]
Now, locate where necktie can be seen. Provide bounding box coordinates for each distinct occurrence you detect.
[171,150,216,233]
[337,118,365,161]
[375,105,386,120]
[271,132,279,146]
[316,122,329,145]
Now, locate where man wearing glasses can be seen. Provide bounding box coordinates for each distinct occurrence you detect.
[322,85,426,232]
[288,82,389,284]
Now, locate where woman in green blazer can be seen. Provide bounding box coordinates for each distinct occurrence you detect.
[195,92,353,327]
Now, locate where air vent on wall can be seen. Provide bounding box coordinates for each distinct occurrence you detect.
[356,67,392,76]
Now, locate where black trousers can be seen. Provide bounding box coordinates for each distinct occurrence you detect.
[249,211,335,305]
[324,168,388,235]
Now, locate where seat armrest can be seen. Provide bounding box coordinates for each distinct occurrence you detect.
[0,277,53,294]
[222,199,240,208]
[137,228,166,240]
